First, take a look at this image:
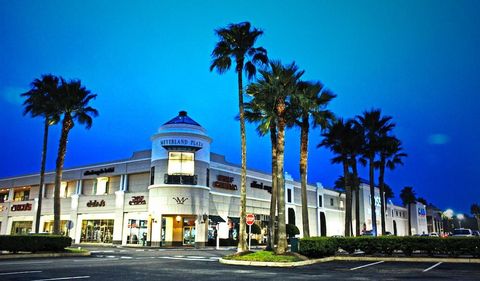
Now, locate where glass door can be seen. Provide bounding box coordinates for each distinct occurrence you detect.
[183,226,195,246]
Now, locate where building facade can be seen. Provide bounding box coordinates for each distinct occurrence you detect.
[0,111,420,246]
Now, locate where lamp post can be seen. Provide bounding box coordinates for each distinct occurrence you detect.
[457,213,464,228]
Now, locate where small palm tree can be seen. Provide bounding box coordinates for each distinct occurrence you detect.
[400,186,416,236]
[291,81,335,238]
[210,22,268,252]
[377,136,406,235]
[319,118,354,237]
[244,85,278,250]
[52,79,98,234]
[356,109,394,236]
[21,74,61,233]
[471,203,480,231]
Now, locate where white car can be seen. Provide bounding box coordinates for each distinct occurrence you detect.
[451,228,473,237]
[429,232,439,237]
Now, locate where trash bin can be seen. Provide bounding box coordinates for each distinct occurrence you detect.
[290,237,299,252]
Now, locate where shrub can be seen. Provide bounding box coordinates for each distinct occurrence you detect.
[0,235,72,253]
[299,237,337,258]
[286,224,300,238]
[299,236,480,258]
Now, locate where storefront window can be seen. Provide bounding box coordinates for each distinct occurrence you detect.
[11,221,32,235]
[168,152,194,175]
[43,220,69,235]
[14,188,30,201]
[81,219,114,243]
[127,219,148,245]
[0,189,8,203]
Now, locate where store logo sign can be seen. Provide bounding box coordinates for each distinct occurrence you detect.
[173,197,188,204]
[84,167,114,176]
[129,196,146,205]
[0,205,8,212]
[11,203,32,212]
[250,181,272,193]
[418,208,426,216]
[86,200,106,207]
[213,175,237,190]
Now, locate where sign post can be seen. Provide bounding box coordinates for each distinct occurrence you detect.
[216,223,220,250]
[246,214,255,251]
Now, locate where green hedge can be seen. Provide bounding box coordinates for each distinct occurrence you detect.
[0,235,72,253]
[299,236,480,258]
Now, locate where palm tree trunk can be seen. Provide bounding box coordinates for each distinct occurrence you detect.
[378,157,386,236]
[300,117,310,238]
[267,123,278,251]
[236,66,248,253]
[343,160,352,237]
[408,203,412,236]
[369,156,377,236]
[35,118,49,233]
[352,159,361,236]
[275,103,287,254]
[53,114,73,235]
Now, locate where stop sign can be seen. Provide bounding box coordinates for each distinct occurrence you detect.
[246,214,255,226]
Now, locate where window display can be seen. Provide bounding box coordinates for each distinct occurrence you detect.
[11,221,32,235]
[81,219,114,243]
[127,219,148,245]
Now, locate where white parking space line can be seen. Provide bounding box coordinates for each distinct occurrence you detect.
[31,276,90,281]
[157,256,216,262]
[0,271,42,276]
[120,256,133,259]
[187,256,207,259]
[423,262,443,272]
[0,261,52,266]
[350,261,385,271]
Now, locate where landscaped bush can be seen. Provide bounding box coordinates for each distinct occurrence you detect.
[0,235,72,253]
[299,236,480,258]
[286,224,300,238]
[298,237,337,258]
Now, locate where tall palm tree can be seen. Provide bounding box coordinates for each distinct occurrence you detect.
[244,86,278,250]
[248,60,303,254]
[210,22,268,252]
[291,81,335,238]
[52,79,98,234]
[356,109,394,236]
[471,203,480,231]
[349,121,364,236]
[377,136,406,235]
[400,186,416,236]
[319,118,354,237]
[21,74,61,233]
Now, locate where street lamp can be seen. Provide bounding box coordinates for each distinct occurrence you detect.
[443,209,454,219]
[457,213,464,228]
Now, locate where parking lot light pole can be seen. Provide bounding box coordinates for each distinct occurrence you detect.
[457,214,464,228]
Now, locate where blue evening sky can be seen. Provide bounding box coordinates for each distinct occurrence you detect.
[0,0,479,214]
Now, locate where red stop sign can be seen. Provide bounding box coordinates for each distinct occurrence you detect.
[246,214,255,226]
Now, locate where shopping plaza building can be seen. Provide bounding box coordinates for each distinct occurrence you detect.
[0,111,434,247]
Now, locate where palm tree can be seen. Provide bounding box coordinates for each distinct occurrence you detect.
[248,60,303,254]
[377,136,406,235]
[471,203,480,231]
[291,81,335,238]
[210,22,268,252]
[21,74,61,233]
[400,186,416,236]
[52,79,98,234]
[349,121,364,236]
[244,85,278,250]
[319,118,354,237]
[356,109,394,236]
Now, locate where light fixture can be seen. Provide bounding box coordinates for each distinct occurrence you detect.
[176,215,181,222]
[443,209,454,219]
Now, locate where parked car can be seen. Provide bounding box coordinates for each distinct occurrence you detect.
[429,232,439,237]
[383,231,393,236]
[451,228,473,237]
[472,230,480,236]
[361,230,374,236]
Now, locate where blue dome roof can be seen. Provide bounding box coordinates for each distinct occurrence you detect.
[163,111,201,126]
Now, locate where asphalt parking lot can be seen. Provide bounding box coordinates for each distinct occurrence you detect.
[0,247,479,280]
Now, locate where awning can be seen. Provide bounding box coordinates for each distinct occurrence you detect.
[228,217,240,224]
[209,215,226,224]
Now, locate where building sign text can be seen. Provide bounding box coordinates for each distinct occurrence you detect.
[11,203,32,212]
[250,181,272,193]
[84,167,114,176]
[213,175,237,190]
[86,200,106,207]
[129,196,146,205]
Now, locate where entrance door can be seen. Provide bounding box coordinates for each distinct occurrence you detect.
[183,226,195,246]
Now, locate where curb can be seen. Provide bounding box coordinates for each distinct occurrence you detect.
[219,256,334,267]
[0,251,91,260]
[219,255,480,267]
